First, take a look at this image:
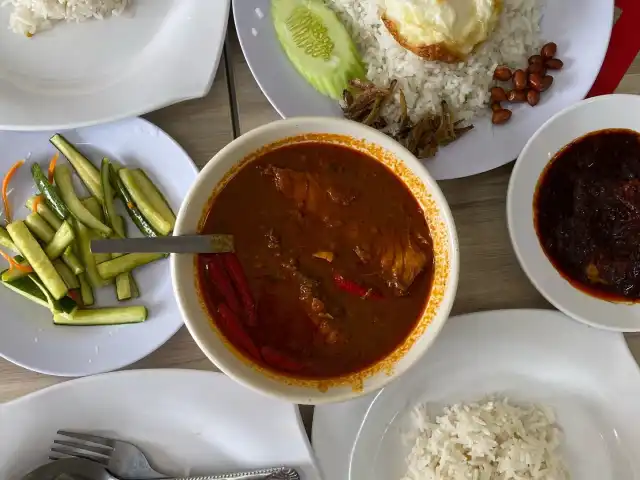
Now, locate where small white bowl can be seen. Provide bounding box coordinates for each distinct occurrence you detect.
[508,94,640,332]
[171,117,459,404]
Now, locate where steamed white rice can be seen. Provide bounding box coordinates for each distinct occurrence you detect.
[2,0,130,36]
[403,397,569,480]
[328,0,544,122]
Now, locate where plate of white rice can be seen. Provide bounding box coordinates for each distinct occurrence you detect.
[234,0,613,180]
[0,0,230,130]
[344,309,640,480]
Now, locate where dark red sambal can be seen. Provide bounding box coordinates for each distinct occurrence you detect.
[535,128,640,301]
[196,142,434,379]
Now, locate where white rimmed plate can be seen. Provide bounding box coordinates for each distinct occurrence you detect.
[312,309,640,480]
[508,94,640,332]
[0,369,320,480]
[0,0,229,130]
[0,117,197,376]
[234,0,613,180]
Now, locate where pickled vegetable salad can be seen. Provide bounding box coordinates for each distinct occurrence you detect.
[0,133,176,326]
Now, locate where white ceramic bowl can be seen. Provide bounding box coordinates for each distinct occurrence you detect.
[508,94,640,332]
[171,117,459,404]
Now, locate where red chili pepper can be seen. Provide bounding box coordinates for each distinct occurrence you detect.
[260,346,305,373]
[205,256,242,316]
[67,289,81,305]
[217,303,261,360]
[222,253,257,326]
[332,272,382,299]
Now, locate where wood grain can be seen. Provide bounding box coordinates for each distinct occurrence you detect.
[1,19,640,442]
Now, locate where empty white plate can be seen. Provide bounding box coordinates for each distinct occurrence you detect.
[312,310,640,480]
[0,0,229,130]
[234,0,613,180]
[0,369,320,480]
[0,117,197,376]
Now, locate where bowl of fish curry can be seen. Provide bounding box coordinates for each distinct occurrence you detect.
[508,94,640,332]
[172,118,458,404]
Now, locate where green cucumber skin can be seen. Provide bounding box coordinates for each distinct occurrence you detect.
[272,0,366,100]
[97,252,166,280]
[50,134,104,205]
[53,306,147,326]
[119,169,172,236]
[54,165,112,237]
[109,164,157,237]
[31,163,70,221]
[7,221,68,300]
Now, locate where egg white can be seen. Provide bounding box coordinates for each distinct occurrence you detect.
[380,0,501,59]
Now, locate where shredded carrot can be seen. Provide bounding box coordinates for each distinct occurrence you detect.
[0,251,32,273]
[47,152,59,184]
[127,202,134,210]
[2,159,24,224]
[31,195,43,213]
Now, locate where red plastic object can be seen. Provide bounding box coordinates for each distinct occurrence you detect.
[587,0,640,98]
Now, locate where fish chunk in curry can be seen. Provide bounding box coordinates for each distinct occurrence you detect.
[196,142,434,378]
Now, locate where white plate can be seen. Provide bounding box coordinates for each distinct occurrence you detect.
[312,309,640,480]
[0,117,197,376]
[0,0,229,130]
[508,94,640,332]
[234,0,613,180]
[0,369,320,480]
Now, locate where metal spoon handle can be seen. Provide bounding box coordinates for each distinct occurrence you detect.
[91,234,234,254]
[167,466,300,480]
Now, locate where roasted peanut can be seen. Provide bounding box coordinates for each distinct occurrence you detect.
[541,42,557,59]
[491,102,503,112]
[490,86,508,102]
[493,65,512,81]
[507,90,527,102]
[528,72,543,91]
[527,62,545,75]
[528,54,544,65]
[492,108,512,125]
[513,69,527,90]
[545,58,564,70]
[527,89,540,106]
[540,75,554,92]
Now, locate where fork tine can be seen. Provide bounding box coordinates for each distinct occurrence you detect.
[57,430,115,448]
[53,439,112,456]
[50,446,109,465]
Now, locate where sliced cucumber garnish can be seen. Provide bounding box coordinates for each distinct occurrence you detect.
[272,0,366,100]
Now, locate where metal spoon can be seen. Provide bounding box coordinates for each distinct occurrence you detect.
[90,234,234,254]
[22,458,301,480]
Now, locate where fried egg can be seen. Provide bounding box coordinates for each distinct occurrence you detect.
[380,0,502,62]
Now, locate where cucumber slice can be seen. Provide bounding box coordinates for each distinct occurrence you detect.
[7,221,67,300]
[54,165,112,237]
[131,169,176,229]
[272,0,366,100]
[25,196,63,230]
[0,226,18,253]
[25,212,55,243]
[53,306,147,326]
[44,221,75,260]
[1,276,49,309]
[78,273,94,306]
[31,163,70,221]
[119,169,173,235]
[53,259,79,290]
[74,219,108,289]
[50,134,104,205]
[97,252,166,280]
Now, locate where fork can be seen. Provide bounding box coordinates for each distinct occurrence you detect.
[50,430,300,480]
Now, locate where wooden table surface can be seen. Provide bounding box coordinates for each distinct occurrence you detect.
[1,16,639,433]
